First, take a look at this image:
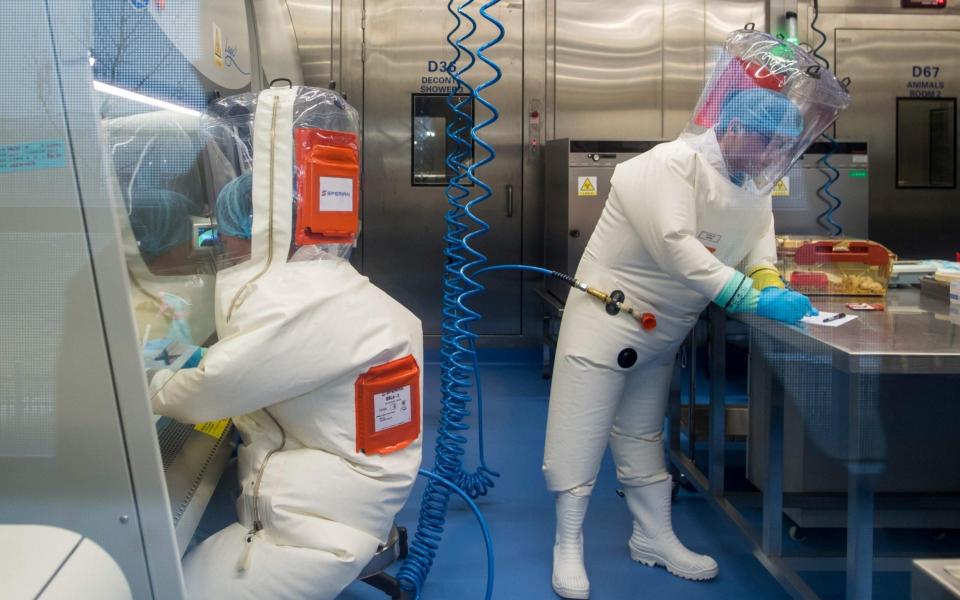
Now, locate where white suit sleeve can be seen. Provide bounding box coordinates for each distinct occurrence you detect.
[612,157,735,301]
[740,212,786,290]
[151,294,378,423]
[741,211,778,270]
[150,323,310,424]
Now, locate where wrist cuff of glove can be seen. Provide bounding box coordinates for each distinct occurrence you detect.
[714,271,758,313]
[747,265,785,291]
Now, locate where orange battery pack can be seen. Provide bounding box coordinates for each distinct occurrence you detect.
[355,355,421,455]
[294,128,360,246]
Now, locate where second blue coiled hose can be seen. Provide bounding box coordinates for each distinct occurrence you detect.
[816,136,843,236]
[397,1,504,598]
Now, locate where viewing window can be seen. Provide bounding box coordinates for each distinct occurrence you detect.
[897,97,956,188]
[412,94,474,186]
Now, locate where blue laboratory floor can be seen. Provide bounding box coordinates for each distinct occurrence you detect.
[340,355,789,600]
[194,351,952,598]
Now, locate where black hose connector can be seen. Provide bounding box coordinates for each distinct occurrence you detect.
[550,271,578,287]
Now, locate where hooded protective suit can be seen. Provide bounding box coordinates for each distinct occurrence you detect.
[151,86,423,599]
[543,28,851,599]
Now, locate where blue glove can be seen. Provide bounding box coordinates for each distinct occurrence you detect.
[757,288,819,323]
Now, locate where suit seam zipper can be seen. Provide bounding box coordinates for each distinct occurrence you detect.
[250,407,287,535]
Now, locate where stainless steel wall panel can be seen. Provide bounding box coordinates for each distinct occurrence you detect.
[339,0,363,106]
[705,1,767,50]
[554,1,664,139]
[664,0,706,137]
[286,0,333,88]
[546,0,557,139]
[361,0,524,336]
[332,0,342,91]
[523,0,549,342]
[250,0,305,84]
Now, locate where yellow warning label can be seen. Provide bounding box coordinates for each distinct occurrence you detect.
[213,23,224,68]
[194,418,230,439]
[772,177,790,197]
[578,176,598,197]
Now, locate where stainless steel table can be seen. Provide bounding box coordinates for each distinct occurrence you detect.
[668,289,960,599]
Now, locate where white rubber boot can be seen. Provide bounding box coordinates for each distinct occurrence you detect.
[624,479,719,581]
[551,488,591,599]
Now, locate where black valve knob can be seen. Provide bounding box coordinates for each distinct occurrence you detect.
[605,289,625,315]
[570,230,581,238]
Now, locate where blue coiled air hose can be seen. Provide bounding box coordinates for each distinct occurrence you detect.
[412,469,495,600]
[811,0,844,237]
[397,1,504,598]
[816,135,843,236]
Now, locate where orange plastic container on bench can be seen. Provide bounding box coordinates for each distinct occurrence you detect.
[294,128,360,246]
[355,355,421,455]
[777,237,895,296]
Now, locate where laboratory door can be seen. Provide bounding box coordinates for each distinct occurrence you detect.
[361,0,523,335]
[836,29,960,259]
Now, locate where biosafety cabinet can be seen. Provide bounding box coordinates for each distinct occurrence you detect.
[0,2,249,596]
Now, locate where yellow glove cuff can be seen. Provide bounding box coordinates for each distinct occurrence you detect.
[747,265,785,290]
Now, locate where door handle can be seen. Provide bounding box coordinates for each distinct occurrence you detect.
[505,184,514,218]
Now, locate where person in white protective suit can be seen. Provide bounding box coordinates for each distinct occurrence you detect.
[543,29,851,599]
[150,85,424,599]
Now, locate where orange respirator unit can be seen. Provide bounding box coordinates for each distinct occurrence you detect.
[294,128,360,246]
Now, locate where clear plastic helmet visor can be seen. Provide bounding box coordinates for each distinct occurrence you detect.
[685,28,852,196]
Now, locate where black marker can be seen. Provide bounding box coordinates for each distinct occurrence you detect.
[822,312,847,323]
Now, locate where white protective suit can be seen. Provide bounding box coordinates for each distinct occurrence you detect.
[152,87,423,599]
[543,129,776,596]
[543,128,777,494]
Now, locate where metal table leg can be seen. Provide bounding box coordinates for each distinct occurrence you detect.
[847,467,875,599]
[708,305,726,496]
[840,370,875,600]
[762,368,785,558]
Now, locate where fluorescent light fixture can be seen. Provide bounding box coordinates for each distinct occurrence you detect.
[93,80,200,117]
